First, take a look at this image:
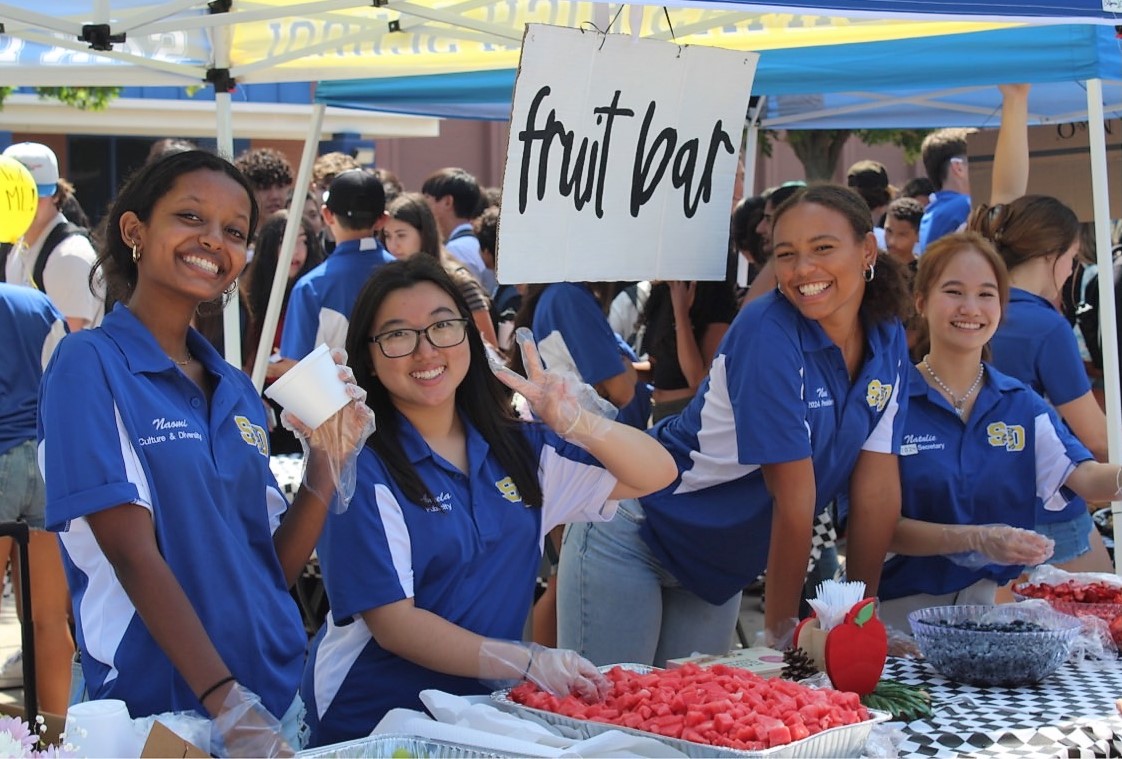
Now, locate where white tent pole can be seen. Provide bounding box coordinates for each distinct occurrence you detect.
[1086,79,1122,572]
[743,97,764,195]
[217,88,243,367]
[252,103,327,394]
[211,19,243,367]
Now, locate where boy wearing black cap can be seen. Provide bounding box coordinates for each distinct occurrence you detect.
[279,170,395,360]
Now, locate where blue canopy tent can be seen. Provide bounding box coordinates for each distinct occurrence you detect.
[640,0,1122,25]
[316,4,1122,556]
[316,24,1121,128]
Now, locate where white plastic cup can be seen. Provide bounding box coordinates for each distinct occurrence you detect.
[264,343,350,429]
[64,699,142,758]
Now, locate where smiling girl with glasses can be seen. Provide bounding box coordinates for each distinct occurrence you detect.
[299,256,675,746]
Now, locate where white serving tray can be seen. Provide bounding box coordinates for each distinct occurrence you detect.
[490,664,889,759]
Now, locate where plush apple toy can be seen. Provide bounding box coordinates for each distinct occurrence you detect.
[822,598,887,695]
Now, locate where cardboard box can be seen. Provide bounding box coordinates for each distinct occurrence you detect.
[665,646,786,678]
[140,720,208,758]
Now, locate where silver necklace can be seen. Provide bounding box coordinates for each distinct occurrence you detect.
[170,349,194,367]
[922,356,983,418]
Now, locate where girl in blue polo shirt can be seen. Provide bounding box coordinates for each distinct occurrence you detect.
[971,196,1113,573]
[558,184,913,666]
[879,232,1122,629]
[38,151,373,756]
[300,257,676,746]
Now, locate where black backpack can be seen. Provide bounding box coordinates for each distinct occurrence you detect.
[1067,246,1122,373]
[0,220,90,291]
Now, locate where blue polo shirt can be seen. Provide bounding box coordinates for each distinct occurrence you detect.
[39,305,304,720]
[280,236,395,360]
[991,288,1092,406]
[532,283,645,428]
[990,287,1092,524]
[918,190,970,252]
[0,284,65,456]
[881,364,1092,599]
[301,413,618,746]
[639,292,909,604]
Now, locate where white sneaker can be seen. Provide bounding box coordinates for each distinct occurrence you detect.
[0,649,23,689]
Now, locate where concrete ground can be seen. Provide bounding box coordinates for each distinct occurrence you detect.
[0,584,30,709]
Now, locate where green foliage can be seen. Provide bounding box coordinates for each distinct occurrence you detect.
[764,128,932,183]
[0,86,121,111]
[854,129,930,163]
[34,87,122,111]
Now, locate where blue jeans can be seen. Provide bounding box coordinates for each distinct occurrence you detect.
[0,440,46,529]
[1035,509,1093,564]
[557,499,741,667]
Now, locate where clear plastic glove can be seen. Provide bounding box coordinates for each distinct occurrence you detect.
[209,682,293,758]
[479,639,609,702]
[945,523,1054,569]
[753,617,798,651]
[282,348,377,513]
[487,328,617,448]
[885,624,921,658]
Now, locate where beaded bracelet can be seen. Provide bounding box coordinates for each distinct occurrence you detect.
[197,675,236,705]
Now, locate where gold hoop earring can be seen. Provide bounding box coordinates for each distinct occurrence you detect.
[131,242,141,264]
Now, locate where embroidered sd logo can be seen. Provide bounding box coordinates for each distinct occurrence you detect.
[234,415,269,456]
[986,422,1025,452]
[865,379,892,412]
[495,476,523,504]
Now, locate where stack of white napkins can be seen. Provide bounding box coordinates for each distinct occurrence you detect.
[370,690,687,758]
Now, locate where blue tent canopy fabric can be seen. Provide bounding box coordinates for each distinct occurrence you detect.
[316,24,1122,127]
[639,0,1122,25]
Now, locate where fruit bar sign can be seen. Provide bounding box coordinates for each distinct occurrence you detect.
[497,24,757,284]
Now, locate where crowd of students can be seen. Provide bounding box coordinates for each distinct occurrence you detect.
[2,79,1122,755]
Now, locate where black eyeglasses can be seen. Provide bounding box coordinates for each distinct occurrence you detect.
[368,318,469,358]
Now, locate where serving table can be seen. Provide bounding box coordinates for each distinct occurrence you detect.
[889,656,1122,757]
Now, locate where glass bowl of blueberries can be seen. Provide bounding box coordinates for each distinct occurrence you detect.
[908,604,1082,687]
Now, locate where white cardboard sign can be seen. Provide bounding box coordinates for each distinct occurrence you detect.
[497,24,757,284]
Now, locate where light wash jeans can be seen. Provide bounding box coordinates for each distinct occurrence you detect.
[557,499,741,667]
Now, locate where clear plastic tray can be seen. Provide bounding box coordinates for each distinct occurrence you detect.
[490,664,889,758]
[297,733,515,758]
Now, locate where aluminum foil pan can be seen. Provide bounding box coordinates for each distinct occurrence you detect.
[297,733,516,758]
[491,664,889,759]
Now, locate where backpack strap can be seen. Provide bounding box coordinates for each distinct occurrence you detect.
[447,227,476,243]
[32,221,87,292]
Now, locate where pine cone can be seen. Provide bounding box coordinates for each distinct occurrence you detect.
[781,646,819,680]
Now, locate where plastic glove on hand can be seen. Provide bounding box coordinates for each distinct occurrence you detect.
[281,348,376,512]
[526,645,610,703]
[488,328,616,444]
[885,624,922,658]
[478,640,609,702]
[209,682,293,758]
[948,524,1054,568]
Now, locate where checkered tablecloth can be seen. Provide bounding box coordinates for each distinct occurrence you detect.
[888,656,1122,758]
[270,454,304,503]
